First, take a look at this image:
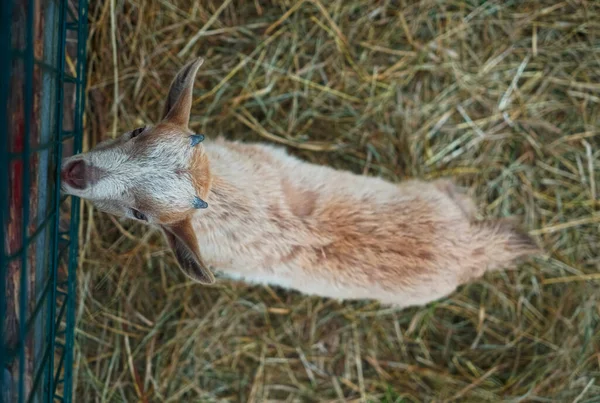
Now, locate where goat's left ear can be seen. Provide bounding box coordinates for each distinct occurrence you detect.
[162,57,204,127]
[161,218,215,285]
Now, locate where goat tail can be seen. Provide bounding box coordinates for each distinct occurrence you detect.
[472,218,541,273]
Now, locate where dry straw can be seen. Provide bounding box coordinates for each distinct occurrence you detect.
[77,1,599,401]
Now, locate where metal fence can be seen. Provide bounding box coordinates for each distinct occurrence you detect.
[1,0,88,402]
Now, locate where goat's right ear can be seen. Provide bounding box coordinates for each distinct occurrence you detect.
[161,218,215,285]
[162,57,204,127]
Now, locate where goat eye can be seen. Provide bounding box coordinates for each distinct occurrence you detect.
[132,209,147,221]
[130,126,146,138]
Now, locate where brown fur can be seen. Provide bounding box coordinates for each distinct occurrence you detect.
[189,150,212,200]
[281,179,318,218]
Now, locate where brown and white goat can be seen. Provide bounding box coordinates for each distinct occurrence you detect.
[61,57,539,307]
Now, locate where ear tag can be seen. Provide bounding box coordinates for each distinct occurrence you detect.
[190,134,205,147]
[193,196,208,209]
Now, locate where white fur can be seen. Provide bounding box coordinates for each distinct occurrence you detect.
[61,128,200,222]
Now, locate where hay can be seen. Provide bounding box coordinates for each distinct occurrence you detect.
[77,1,600,401]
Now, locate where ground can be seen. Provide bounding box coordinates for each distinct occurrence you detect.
[76,1,599,401]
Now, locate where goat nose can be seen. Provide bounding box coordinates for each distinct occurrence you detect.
[61,159,87,189]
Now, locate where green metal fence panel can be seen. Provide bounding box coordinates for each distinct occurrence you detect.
[1,0,88,402]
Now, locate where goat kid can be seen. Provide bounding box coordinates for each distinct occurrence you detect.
[61,58,539,307]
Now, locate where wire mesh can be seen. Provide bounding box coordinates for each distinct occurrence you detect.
[1,0,88,402]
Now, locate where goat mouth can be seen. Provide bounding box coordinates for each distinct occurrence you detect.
[61,160,86,190]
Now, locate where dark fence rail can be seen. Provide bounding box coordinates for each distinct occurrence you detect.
[1,0,88,402]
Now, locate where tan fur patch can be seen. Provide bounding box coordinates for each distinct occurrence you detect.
[281,179,317,218]
[129,123,182,159]
[132,192,188,224]
[158,210,191,224]
[189,149,212,200]
[311,197,438,288]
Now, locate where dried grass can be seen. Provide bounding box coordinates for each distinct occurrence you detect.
[76,1,600,401]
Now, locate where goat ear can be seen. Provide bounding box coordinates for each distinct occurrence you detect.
[161,218,215,285]
[162,57,204,127]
